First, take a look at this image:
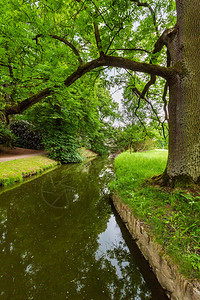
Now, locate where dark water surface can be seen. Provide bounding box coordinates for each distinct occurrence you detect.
[0,157,168,299]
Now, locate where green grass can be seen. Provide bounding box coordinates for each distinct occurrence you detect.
[110,150,200,280]
[79,147,98,158]
[0,155,59,187]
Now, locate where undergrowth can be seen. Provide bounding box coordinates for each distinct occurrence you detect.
[110,150,200,280]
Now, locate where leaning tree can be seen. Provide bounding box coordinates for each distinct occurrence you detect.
[1,0,200,186]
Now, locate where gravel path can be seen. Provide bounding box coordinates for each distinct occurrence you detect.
[0,146,47,162]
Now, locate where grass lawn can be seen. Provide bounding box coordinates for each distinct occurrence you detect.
[0,155,59,187]
[110,150,200,280]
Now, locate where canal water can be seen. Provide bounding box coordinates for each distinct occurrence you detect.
[0,157,168,299]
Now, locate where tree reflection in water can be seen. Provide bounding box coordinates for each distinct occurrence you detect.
[0,158,168,299]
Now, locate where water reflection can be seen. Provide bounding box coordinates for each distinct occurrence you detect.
[0,158,168,299]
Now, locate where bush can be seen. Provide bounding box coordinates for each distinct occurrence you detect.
[10,120,43,150]
[89,132,109,156]
[0,125,15,147]
[43,133,83,163]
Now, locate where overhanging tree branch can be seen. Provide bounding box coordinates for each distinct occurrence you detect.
[132,85,167,139]
[50,35,83,65]
[5,87,53,115]
[5,54,176,116]
[33,34,83,65]
[101,55,175,79]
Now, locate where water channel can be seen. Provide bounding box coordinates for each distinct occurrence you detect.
[0,157,168,299]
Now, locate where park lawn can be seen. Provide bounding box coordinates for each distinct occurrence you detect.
[0,155,59,187]
[110,150,200,280]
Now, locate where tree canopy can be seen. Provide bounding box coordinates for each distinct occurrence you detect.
[0,0,175,116]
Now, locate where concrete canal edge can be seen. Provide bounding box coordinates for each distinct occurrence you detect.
[111,193,200,300]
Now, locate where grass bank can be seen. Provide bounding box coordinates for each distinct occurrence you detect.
[110,150,200,280]
[0,155,59,187]
[79,147,98,159]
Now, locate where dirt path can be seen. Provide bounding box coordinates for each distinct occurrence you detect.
[0,146,47,162]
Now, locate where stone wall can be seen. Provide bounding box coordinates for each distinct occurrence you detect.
[111,193,200,300]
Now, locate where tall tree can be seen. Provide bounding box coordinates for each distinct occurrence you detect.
[1,0,200,186]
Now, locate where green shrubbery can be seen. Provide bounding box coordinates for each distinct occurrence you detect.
[110,150,200,280]
[43,132,83,163]
[10,120,43,150]
[0,125,15,147]
[89,132,109,156]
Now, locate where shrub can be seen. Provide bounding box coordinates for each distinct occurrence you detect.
[10,120,43,150]
[89,132,109,156]
[0,125,15,147]
[43,132,83,163]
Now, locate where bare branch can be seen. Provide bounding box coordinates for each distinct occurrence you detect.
[69,0,86,22]
[136,113,148,135]
[167,49,171,67]
[103,55,174,79]
[132,94,148,134]
[142,75,156,97]
[33,34,43,45]
[105,12,131,54]
[74,0,113,31]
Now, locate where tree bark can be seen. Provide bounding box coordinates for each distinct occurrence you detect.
[164,0,200,185]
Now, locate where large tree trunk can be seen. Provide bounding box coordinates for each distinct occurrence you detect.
[165,0,200,186]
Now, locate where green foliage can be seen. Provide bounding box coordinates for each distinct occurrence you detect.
[21,77,119,160]
[89,131,109,156]
[10,120,43,150]
[43,132,83,164]
[110,150,200,280]
[112,125,162,153]
[123,75,168,135]
[0,125,15,147]
[0,0,175,110]
[0,0,175,161]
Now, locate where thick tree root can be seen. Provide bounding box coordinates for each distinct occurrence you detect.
[150,171,197,188]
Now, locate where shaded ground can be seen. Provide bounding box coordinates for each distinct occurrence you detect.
[0,146,46,162]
